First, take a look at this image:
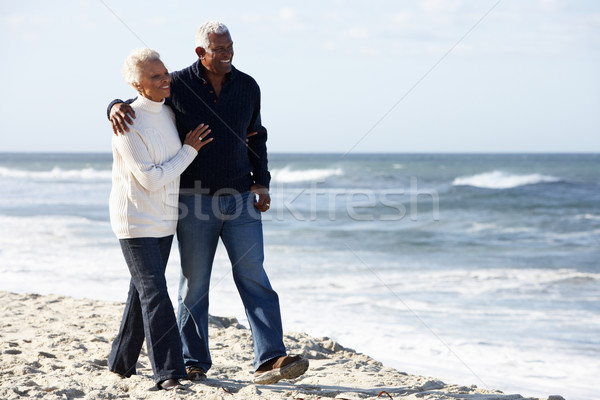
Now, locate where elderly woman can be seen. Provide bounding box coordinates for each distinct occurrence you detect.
[108,48,212,390]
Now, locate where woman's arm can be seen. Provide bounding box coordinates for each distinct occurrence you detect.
[113,124,211,191]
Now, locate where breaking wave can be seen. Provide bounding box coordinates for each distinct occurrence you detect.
[452,170,560,189]
[271,167,344,183]
[0,166,111,181]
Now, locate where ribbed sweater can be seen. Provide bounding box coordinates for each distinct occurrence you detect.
[169,62,270,194]
[109,96,198,239]
[108,62,271,195]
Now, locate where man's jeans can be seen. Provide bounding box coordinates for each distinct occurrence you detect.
[177,191,286,372]
[108,236,187,383]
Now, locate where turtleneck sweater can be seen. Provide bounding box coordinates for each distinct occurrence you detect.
[109,95,198,239]
[108,62,271,195]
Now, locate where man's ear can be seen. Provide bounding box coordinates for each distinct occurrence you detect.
[195,47,206,60]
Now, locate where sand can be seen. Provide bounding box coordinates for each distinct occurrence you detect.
[0,291,564,400]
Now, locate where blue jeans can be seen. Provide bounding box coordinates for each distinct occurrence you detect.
[177,191,286,372]
[108,236,187,384]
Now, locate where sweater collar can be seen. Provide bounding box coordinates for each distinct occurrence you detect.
[132,95,165,114]
[191,59,237,84]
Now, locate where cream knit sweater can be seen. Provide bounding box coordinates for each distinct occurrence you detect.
[109,96,198,239]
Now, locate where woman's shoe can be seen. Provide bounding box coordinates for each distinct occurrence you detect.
[158,378,186,390]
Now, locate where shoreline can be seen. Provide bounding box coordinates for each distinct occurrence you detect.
[0,291,561,400]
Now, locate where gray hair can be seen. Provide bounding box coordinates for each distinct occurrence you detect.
[122,48,161,87]
[195,21,229,51]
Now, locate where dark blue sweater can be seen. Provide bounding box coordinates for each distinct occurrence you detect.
[110,60,270,195]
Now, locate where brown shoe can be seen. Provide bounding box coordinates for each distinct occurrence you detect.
[186,366,207,381]
[253,355,309,385]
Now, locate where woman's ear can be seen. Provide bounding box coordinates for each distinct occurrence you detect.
[132,82,143,95]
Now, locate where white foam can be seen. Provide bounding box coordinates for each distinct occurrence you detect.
[0,215,126,300]
[467,222,498,232]
[467,222,533,234]
[452,170,560,189]
[270,166,343,183]
[2,213,597,400]
[0,166,111,181]
[575,213,600,221]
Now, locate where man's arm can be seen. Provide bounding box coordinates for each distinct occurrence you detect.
[247,89,271,212]
[107,98,136,135]
[247,86,270,187]
[248,130,270,211]
[247,125,269,186]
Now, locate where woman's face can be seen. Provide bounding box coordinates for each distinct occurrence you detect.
[135,59,171,102]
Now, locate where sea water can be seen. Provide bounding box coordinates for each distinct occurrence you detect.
[1,153,598,400]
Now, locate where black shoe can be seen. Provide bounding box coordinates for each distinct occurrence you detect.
[158,378,186,390]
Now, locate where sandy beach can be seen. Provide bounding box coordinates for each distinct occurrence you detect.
[0,291,564,400]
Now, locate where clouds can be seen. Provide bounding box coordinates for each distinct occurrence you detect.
[240,7,307,32]
[2,13,53,41]
[0,0,598,152]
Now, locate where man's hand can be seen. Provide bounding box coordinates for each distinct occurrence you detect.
[250,184,271,212]
[246,131,258,146]
[110,102,136,135]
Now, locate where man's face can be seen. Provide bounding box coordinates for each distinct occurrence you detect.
[202,32,234,75]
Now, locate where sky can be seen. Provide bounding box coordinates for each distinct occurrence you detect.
[1,0,599,153]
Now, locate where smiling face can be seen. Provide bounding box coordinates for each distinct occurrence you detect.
[198,32,234,76]
[134,59,171,102]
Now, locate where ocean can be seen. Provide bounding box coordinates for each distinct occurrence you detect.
[1,152,598,400]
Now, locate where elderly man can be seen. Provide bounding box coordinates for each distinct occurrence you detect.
[109,21,308,385]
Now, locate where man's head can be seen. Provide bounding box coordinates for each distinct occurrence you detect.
[195,21,233,76]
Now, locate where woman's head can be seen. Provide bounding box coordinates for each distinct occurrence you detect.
[122,48,171,102]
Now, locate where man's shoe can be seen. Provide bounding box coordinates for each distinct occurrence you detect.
[186,366,207,381]
[253,355,309,385]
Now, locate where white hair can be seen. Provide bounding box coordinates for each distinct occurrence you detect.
[122,48,161,87]
[195,21,229,51]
